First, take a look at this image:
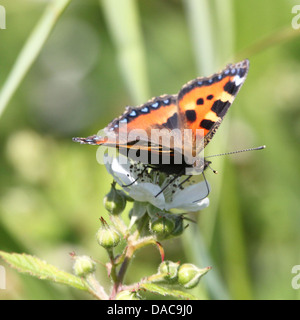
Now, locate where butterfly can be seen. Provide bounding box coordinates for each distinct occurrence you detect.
[73,59,249,178]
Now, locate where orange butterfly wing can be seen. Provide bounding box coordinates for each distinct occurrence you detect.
[177,59,249,154]
[73,60,249,169]
[74,95,179,153]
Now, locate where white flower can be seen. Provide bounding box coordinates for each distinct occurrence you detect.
[104,154,210,212]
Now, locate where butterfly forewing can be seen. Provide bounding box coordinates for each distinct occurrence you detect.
[177,59,249,155]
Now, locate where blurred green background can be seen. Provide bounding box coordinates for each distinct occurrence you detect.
[0,0,300,300]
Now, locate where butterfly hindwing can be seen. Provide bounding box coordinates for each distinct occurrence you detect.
[101,94,179,156]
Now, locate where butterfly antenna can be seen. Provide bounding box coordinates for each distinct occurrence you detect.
[205,161,218,174]
[205,145,266,159]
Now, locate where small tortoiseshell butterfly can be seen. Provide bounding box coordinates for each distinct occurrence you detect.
[73,59,249,176]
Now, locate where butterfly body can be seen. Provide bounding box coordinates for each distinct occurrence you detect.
[73,59,249,175]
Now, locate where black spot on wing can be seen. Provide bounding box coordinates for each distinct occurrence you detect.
[199,119,215,130]
[185,110,197,122]
[196,98,204,105]
[211,100,230,118]
[224,81,239,95]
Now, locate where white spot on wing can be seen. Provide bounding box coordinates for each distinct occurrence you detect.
[234,75,244,86]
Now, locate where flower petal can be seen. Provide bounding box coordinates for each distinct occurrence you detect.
[165,181,210,212]
[104,154,135,187]
[129,183,166,210]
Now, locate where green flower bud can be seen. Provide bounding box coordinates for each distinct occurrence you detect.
[96,218,121,249]
[149,215,175,240]
[158,260,180,282]
[115,290,141,300]
[73,255,96,277]
[178,263,211,289]
[103,182,126,215]
[169,215,185,238]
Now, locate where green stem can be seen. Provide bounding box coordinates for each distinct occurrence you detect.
[110,234,160,299]
[86,273,109,300]
[107,248,118,284]
[0,0,72,119]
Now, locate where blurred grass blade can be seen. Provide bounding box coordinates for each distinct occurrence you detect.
[0,0,72,119]
[100,0,150,104]
[214,0,235,65]
[236,26,300,60]
[218,161,253,299]
[182,224,230,300]
[201,0,235,247]
[183,0,215,75]
[183,0,231,300]
[0,251,89,291]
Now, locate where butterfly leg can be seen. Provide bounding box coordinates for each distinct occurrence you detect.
[122,165,149,187]
[154,168,185,198]
[178,175,192,189]
[192,171,210,203]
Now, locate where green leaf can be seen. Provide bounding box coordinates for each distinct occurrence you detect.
[0,251,88,291]
[140,283,198,300]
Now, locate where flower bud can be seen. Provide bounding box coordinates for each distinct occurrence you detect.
[115,290,141,300]
[178,263,211,289]
[169,215,185,238]
[149,215,176,240]
[158,260,180,282]
[103,182,126,215]
[73,255,96,277]
[96,218,121,249]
